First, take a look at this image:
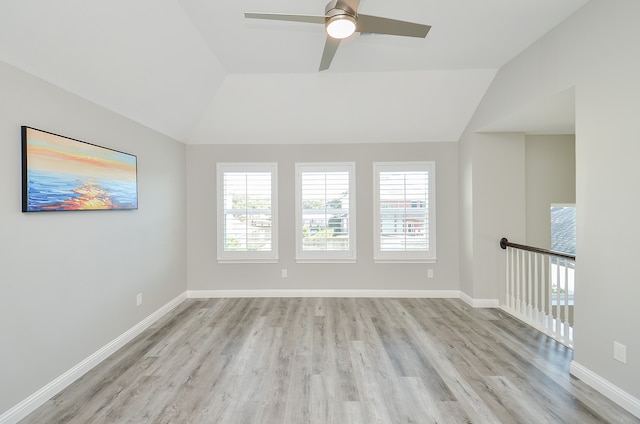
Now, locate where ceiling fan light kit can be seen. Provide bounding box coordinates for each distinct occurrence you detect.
[326,15,356,39]
[245,0,431,71]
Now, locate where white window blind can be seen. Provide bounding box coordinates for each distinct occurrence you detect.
[295,163,356,263]
[217,163,278,263]
[374,162,436,263]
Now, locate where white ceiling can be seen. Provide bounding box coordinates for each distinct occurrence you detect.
[0,0,588,144]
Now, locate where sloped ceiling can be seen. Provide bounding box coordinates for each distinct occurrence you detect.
[0,0,588,144]
[477,87,576,135]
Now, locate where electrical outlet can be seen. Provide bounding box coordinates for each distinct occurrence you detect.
[614,341,626,364]
[136,293,143,307]
[427,269,434,278]
[281,269,288,278]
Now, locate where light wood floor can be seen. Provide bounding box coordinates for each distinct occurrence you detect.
[21,298,640,424]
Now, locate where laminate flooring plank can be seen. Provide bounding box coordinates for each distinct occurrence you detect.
[410,302,572,422]
[372,301,458,393]
[226,315,270,377]
[431,301,638,424]
[151,370,221,423]
[347,340,395,424]
[484,375,559,424]
[282,354,312,424]
[110,324,229,423]
[280,297,313,358]
[466,315,614,422]
[181,387,235,424]
[386,305,504,423]
[337,298,372,342]
[403,376,467,424]
[255,400,287,424]
[371,317,456,402]
[390,301,518,423]
[219,299,267,356]
[330,325,359,401]
[310,374,334,424]
[373,368,444,424]
[312,315,330,375]
[264,297,290,327]
[397,297,441,319]
[341,400,365,424]
[316,300,359,401]
[149,333,237,422]
[313,297,327,317]
[377,299,515,422]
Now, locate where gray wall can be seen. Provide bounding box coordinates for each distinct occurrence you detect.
[0,61,187,413]
[460,0,640,401]
[472,132,526,301]
[187,142,460,292]
[525,135,576,249]
[458,131,527,302]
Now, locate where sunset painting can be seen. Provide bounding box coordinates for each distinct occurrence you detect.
[22,127,138,212]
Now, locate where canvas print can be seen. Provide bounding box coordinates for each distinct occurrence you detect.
[22,126,138,212]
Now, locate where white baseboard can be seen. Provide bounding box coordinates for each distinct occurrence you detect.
[570,361,640,418]
[187,289,464,299]
[187,289,500,307]
[0,292,187,424]
[459,291,500,308]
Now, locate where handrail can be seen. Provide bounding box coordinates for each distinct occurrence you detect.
[499,237,575,261]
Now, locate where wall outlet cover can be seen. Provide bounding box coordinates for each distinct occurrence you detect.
[614,341,627,364]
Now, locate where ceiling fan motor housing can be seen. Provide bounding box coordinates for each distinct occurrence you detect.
[325,0,356,18]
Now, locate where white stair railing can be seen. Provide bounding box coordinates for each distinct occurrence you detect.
[500,238,575,348]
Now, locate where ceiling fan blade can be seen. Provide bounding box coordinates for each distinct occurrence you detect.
[244,12,326,25]
[356,14,431,38]
[319,36,341,71]
[335,0,360,14]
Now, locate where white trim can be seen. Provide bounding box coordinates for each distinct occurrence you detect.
[295,162,357,263]
[570,361,640,418]
[373,161,436,263]
[0,292,187,424]
[188,289,464,299]
[216,162,278,263]
[460,292,500,308]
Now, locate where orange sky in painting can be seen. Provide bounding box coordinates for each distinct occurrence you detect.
[26,129,136,182]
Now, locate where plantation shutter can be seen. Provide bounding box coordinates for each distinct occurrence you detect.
[378,170,430,252]
[222,170,272,252]
[300,170,351,251]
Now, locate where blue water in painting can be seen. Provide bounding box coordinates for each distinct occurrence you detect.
[27,170,138,211]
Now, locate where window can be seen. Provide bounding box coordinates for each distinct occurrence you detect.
[550,204,576,255]
[217,163,278,263]
[295,163,356,263]
[373,161,436,263]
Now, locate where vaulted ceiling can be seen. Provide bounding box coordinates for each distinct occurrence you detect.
[0,0,588,144]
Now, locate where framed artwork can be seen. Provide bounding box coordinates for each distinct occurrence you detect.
[21,126,138,212]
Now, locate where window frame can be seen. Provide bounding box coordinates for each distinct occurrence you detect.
[295,162,357,263]
[373,161,436,263]
[216,162,278,263]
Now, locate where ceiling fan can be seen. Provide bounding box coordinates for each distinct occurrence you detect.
[245,0,431,71]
